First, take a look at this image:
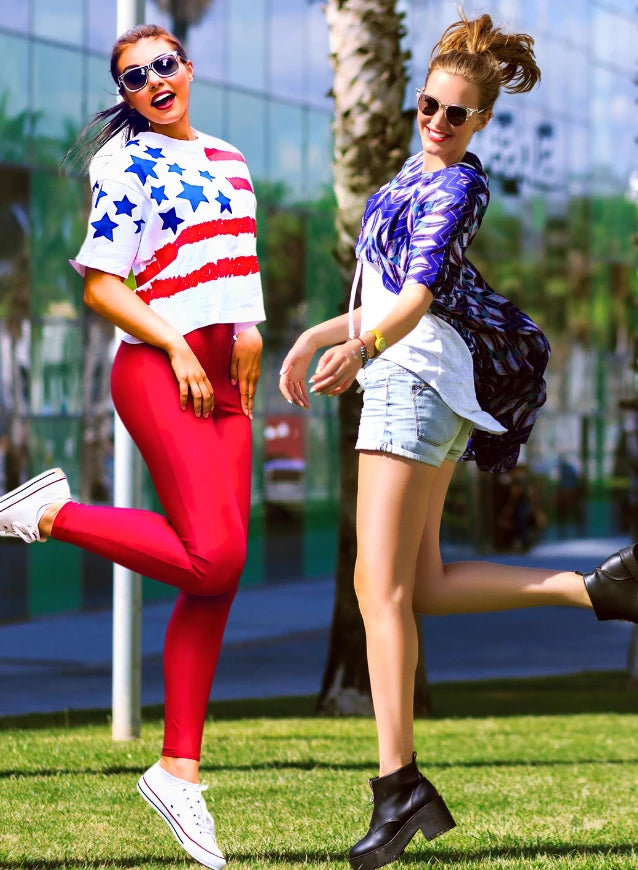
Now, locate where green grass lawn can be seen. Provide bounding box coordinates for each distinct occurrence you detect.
[2,672,638,870]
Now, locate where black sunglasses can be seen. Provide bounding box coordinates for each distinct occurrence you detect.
[118,51,182,93]
[416,89,487,127]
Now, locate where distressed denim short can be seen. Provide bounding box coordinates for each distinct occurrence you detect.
[355,359,473,467]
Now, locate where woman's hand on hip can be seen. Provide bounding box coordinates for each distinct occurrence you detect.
[230,326,263,419]
[309,340,362,397]
[279,333,318,409]
[168,340,214,418]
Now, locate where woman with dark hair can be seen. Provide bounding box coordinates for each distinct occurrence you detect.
[0,24,264,869]
[280,12,638,870]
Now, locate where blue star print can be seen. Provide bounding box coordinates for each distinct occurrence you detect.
[215,190,232,214]
[95,187,107,206]
[134,218,145,234]
[159,208,184,235]
[199,170,214,182]
[114,195,136,216]
[145,146,165,159]
[125,139,140,148]
[91,212,118,241]
[168,163,185,175]
[125,155,159,185]
[177,181,209,212]
[151,185,169,205]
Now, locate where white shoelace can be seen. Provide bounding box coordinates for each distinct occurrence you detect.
[186,783,217,837]
[0,522,39,543]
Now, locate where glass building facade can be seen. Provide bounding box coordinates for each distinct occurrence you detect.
[0,0,635,621]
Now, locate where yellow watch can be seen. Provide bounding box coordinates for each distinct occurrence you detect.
[369,328,387,356]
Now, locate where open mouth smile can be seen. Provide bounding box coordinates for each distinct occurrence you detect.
[151,91,176,110]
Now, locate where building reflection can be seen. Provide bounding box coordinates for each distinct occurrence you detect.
[0,0,635,619]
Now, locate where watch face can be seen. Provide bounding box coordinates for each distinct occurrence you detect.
[376,337,387,352]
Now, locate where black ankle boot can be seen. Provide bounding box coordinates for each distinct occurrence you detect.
[581,544,638,622]
[348,753,455,870]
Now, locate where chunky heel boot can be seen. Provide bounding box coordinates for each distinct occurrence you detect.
[581,544,638,622]
[348,753,455,870]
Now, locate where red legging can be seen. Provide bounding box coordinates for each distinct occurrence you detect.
[51,323,251,760]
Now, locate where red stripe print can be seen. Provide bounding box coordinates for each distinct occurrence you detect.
[204,147,246,163]
[135,216,256,287]
[137,256,259,303]
[228,176,254,193]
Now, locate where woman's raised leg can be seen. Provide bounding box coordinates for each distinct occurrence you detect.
[48,336,247,596]
[412,460,592,616]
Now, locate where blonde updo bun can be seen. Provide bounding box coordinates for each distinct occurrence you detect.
[428,11,540,109]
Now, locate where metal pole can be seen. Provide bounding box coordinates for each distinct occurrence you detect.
[112,0,145,742]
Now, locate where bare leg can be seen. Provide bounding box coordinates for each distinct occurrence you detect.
[38,502,66,539]
[412,461,591,616]
[355,451,439,776]
[160,756,199,783]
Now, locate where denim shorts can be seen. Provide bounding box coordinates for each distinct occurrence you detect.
[355,359,473,467]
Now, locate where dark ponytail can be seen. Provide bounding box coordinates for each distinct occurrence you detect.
[62,24,188,174]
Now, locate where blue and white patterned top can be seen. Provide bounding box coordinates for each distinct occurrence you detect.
[354,150,550,473]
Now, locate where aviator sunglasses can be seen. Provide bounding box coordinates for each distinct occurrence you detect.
[416,88,487,127]
[118,50,182,93]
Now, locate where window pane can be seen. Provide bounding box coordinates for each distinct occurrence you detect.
[306,109,332,201]
[269,101,304,203]
[30,321,84,415]
[33,0,84,46]
[592,6,636,70]
[592,66,636,191]
[31,172,85,317]
[228,0,266,90]
[0,33,30,164]
[144,0,172,31]
[1,3,29,34]
[306,0,332,109]
[181,0,227,81]
[227,90,266,183]
[86,54,117,117]
[87,0,116,53]
[269,0,304,101]
[0,169,30,390]
[30,417,83,495]
[189,80,224,141]
[32,43,84,163]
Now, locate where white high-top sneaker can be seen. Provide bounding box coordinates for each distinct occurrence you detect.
[138,762,226,870]
[0,468,70,542]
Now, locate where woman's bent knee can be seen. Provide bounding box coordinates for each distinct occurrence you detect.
[190,539,247,596]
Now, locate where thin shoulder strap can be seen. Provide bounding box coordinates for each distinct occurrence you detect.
[348,260,362,340]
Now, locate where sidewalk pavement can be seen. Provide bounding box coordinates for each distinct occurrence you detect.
[0,536,634,717]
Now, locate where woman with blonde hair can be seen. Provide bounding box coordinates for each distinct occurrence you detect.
[280,12,638,870]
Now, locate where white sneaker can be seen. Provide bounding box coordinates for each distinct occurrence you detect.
[0,468,71,543]
[137,762,227,869]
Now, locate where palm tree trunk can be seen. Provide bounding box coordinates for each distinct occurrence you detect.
[318,0,431,716]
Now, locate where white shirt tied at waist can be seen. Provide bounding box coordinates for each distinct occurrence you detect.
[349,259,506,435]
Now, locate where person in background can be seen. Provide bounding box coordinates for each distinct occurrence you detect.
[280,12,638,870]
[0,24,265,870]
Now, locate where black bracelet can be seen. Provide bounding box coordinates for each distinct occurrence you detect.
[355,337,369,367]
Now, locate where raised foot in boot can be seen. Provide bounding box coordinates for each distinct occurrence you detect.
[348,753,455,870]
[581,544,638,622]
